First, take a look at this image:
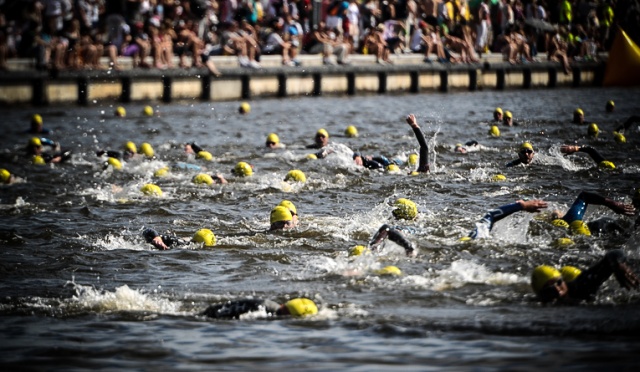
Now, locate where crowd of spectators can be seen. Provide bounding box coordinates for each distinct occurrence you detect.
[0,0,638,74]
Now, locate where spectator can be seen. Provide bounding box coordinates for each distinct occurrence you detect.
[262,18,300,66]
[363,24,392,64]
[305,21,351,65]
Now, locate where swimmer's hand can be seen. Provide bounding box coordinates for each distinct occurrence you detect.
[151,236,170,250]
[517,199,548,212]
[405,114,419,128]
[614,262,640,290]
[560,145,580,155]
[608,200,636,216]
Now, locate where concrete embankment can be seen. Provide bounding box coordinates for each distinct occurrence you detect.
[0,54,605,106]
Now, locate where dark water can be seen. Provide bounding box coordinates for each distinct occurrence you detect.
[1,88,640,370]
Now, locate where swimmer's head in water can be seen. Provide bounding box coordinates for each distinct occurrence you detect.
[239,102,251,114]
[29,137,42,148]
[345,125,358,138]
[569,220,591,236]
[115,106,126,117]
[140,142,154,158]
[107,157,122,170]
[196,151,213,161]
[375,265,402,276]
[494,107,503,120]
[349,245,369,256]
[573,108,584,123]
[193,173,214,185]
[266,133,280,147]
[32,155,45,165]
[279,200,297,215]
[488,125,500,137]
[518,142,534,164]
[392,198,418,220]
[285,169,306,183]
[315,129,329,147]
[124,141,137,154]
[588,123,599,137]
[193,228,216,246]
[598,160,616,170]
[283,298,318,317]
[140,183,163,196]
[408,153,419,166]
[551,219,570,228]
[0,168,11,183]
[560,266,582,282]
[270,205,293,224]
[234,161,253,177]
[31,114,43,127]
[531,265,564,300]
[606,100,614,112]
[613,132,626,144]
[143,105,154,116]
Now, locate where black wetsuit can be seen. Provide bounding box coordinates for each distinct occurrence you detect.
[411,126,430,172]
[614,115,640,133]
[97,150,136,161]
[202,298,284,319]
[142,228,186,249]
[566,249,634,301]
[369,224,416,256]
[561,191,626,236]
[29,138,72,163]
[574,145,607,165]
[353,152,393,170]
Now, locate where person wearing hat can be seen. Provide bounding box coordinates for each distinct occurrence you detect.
[278,200,299,227]
[454,140,480,154]
[560,144,616,169]
[143,228,216,250]
[203,297,318,319]
[307,128,330,149]
[0,168,16,184]
[26,114,52,134]
[502,111,518,126]
[405,114,430,173]
[493,108,503,122]
[572,108,585,124]
[26,137,71,164]
[506,142,535,167]
[368,224,417,257]
[464,199,548,240]
[265,133,285,149]
[547,191,635,236]
[352,152,394,169]
[605,100,615,113]
[96,141,138,161]
[531,249,639,303]
[270,205,295,230]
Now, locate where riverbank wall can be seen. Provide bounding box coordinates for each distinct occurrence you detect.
[0,54,605,106]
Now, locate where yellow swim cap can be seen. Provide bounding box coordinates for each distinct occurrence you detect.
[143,105,154,116]
[504,110,512,118]
[306,154,317,160]
[154,167,169,177]
[408,153,418,166]
[492,174,507,181]
[234,161,253,177]
[140,143,154,158]
[107,157,122,170]
[613,132,626,143]
[193,173,214,185]
[520,142,534,151]
[551,219,569,228]
[284,298,318,317]
[488,125,500,137]
[349,245,368,256]
[598,160,615,170]
[560,266,582,282]
[375,266,402,276]
[278,200,297,215]
[193,228,216,246]
[317,128,329,138]
[588,123,599,137]
[393,198,418,220]
[386,164,400,172]
[574,108,584,116]
[409,171,420,176]
[552,237,574,248]
[495,107,503,115]
[606,100,615,111]
[285,169,306,183]
[196,151,213,161]
[266,133,280,145]
[140,183,163,196]
[569,220,591,236]
[32,114,43,126]
[345,125,358,138]
[29,137,42,147]
[270,205,293,224]
[0,169,11,183]
[115,106,126,117]
[32,155,45,165]
[531,265,561,295]
[459,236,472,242]
[124,141,137,154]
[239,102,251,114]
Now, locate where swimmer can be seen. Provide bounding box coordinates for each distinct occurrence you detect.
[270,205,296,230]
[278,200,299,227]
[506,142,535,167]
[454,140,479,154]
[464,199,548,240]
[306,129,330,150]
[26,114,52,134]
[143,227,216,250]
[96,141,138,161]
[548,191,635,236]
[0,168,16,184]
[202,297,318,319]
[493,107,503,122]
[184,142,214,161]
[573,108,585,124]
[265,133,285,149]
[405,114,430,173]
[531,249,639,303]
[502,111,518,126]
[605,100,615,112]
[352,152,394,169]
[368,224,417,257]
[560,144,616,169]
[26,137,71,164]
[613,115,640,134]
